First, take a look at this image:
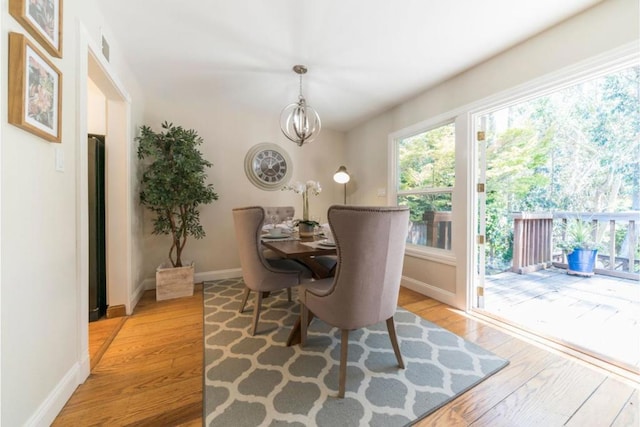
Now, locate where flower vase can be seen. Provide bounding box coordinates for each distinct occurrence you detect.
[299,222,315,237]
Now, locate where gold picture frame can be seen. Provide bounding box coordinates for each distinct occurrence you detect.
[9,0,63,58]
[8,32,62,143]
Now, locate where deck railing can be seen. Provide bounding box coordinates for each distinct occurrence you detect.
[511,211,639,280]
[406,211,452,250]
[511,212,554,274]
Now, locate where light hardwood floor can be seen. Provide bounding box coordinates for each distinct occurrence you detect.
[53,284,639,426]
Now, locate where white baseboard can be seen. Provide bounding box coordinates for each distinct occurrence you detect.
[130,280,150,311]
[142,277,156,291]
[26,363,80,427]
[196,268,243,283]
[140,270,451,308]
[77,354,90,383]
[400,275,457,307]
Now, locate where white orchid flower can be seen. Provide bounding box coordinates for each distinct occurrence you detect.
[282,179,322,221]
[306,180,322,195]
[295,182,306,193]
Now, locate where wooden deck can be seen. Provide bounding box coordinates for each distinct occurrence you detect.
[483,267,640,373]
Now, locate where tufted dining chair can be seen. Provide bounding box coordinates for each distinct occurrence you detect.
[263,206,295,225]
[262,206,295,260]
[233,206,312,335]
[299,205,410,398]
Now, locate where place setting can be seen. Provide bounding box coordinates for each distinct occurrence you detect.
[300,224,336,249]
[261,216,298,241]
[316,239,336,248]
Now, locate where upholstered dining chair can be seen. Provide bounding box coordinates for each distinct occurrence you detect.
[262,206,295,260]
[263,206,295,225]
[299,205,410,398]
[233,206,312,335]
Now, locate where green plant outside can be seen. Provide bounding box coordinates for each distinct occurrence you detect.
[557,218,603,253]
[136,121,219,268]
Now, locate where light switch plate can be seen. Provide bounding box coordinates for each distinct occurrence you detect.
[55,146,64,172]
[377,188,386,197]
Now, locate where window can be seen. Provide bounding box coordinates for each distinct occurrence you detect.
[395,122,455,251]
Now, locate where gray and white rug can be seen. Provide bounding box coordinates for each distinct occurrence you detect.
[204,278,508,427]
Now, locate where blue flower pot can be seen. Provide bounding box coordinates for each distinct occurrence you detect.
[567,248,597,277]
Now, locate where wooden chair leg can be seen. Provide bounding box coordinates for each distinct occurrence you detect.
[251,292,263,336]
[386,317,405,369]
[239,287,251,313]
[300,303,308,346]
[287,287,292,302]
[339,329,349,398]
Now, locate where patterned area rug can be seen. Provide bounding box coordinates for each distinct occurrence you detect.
[204,279,508,426]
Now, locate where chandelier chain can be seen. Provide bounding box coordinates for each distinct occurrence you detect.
[299,73,303,99]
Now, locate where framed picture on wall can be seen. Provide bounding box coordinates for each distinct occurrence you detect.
[9,0,63,58]
[8,32,62,143]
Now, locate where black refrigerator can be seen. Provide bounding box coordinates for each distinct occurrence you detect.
[88,135,107,321]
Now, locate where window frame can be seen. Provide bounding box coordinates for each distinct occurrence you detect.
[389,117,457,261]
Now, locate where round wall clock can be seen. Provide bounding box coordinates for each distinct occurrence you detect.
[244,143,293,191]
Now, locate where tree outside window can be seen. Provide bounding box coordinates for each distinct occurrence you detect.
[396,122,455,250]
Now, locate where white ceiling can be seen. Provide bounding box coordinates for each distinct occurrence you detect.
[95,0,602,132]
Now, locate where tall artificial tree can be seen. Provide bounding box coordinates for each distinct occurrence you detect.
[136,121,219,267]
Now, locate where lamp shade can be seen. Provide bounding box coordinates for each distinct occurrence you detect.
[333,166,350,184]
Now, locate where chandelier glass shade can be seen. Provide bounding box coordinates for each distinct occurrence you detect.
[280,65,321,147]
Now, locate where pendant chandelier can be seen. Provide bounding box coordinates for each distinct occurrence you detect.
[280,65,321,147]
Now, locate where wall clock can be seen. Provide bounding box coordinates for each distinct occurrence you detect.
[244,143,293,191]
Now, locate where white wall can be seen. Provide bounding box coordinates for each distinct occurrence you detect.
[87,78,106,135]
[140,96,346,283]
[345,0,640,308]
[0,0,145,424]
[2,4,78,424]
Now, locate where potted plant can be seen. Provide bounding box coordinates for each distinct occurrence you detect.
[136,121,219,300]
[558,217,602,276]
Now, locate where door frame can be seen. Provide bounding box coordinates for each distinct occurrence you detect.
[75,23,132,382]
[464,43,639,313]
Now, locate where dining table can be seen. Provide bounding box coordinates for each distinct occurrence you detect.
[261,232,337,279]
[261,231,335,346]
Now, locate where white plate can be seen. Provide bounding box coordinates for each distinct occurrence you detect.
[318,240,336,248]
[262,234,290,240]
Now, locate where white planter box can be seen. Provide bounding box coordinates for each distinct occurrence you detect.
[156,261,194,301]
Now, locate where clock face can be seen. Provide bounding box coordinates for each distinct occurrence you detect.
[244,143,292,190]
[252,149,287,183]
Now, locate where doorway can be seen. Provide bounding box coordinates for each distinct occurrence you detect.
[77,26,134,380]
[88,134,107,321]
[472,64,640,374]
